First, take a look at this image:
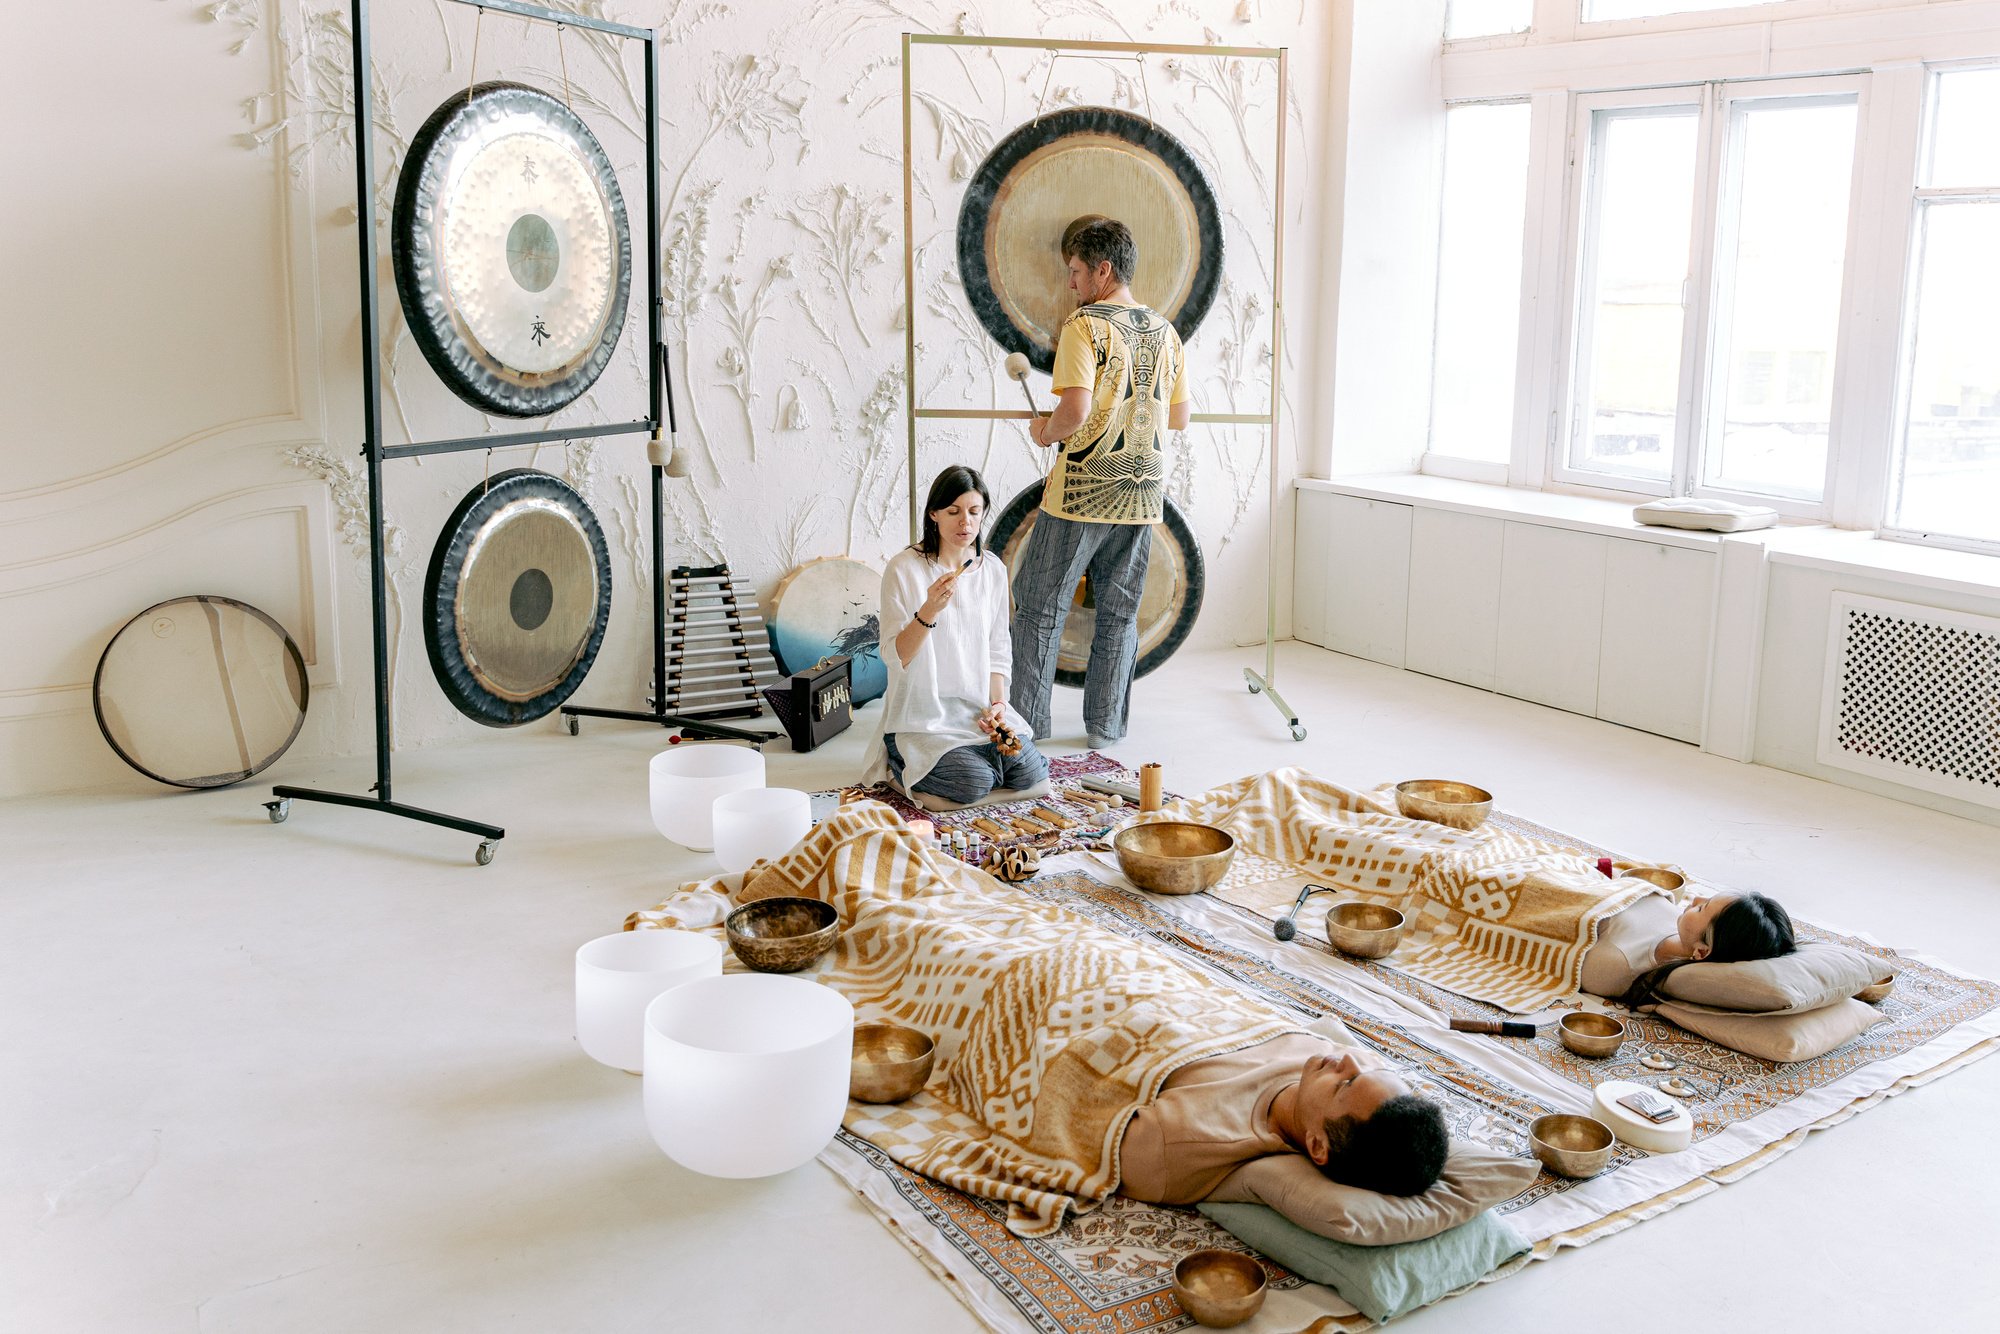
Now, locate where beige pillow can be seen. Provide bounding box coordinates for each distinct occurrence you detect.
[1205,1144,1539,1246]
[1654,998,1887,1063]
[1658,943,1887,1014]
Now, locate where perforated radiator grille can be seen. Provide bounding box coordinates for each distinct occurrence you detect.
[1819,594,2000,805]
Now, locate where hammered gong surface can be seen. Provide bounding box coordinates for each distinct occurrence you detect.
[988,481,1204,688]
[393,82,631,417]
[957,107,1222,374]
[424,470,610,727]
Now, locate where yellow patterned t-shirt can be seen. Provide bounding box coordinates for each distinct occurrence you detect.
[1044,302,1189,525]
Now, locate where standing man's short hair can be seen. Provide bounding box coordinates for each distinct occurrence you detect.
[1061,217,1138,286]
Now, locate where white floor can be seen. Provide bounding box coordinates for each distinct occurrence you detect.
[6,642,1999,1333]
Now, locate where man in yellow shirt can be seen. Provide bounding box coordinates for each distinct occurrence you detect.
[1013,217,1192,749]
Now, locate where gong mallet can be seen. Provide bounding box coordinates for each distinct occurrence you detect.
[1273,884,1337,942]
[1003,352,1041,420]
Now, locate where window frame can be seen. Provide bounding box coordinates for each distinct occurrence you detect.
[1548,76,1866,517]
[1874,60,2000,557]
[1424,95,1535,478]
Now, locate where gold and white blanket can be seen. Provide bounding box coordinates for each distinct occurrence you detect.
[1160,768,1663,1012]
[656,801,1306,1238]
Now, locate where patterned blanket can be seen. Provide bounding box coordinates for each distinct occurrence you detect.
[1160,768,1662,1012]
[724,802,1306,1237]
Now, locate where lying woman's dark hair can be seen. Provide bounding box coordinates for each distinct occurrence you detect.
[1318,1096,1449,1197]
[1617,891,1796,1007]
[915,465,992,560]
[1706,892,1795,964]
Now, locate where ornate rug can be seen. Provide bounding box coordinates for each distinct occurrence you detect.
[810,856,2000,1332]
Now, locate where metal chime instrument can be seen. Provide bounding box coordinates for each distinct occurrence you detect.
[659,565,781,720]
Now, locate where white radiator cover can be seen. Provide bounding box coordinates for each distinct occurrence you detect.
[1817,592,2000,809]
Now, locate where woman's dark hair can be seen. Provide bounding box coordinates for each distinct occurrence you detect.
[1617,891,1796,1006]
[1705,892,1795,964]
[915,466,992,560]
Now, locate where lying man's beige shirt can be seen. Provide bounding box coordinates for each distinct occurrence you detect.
[1119,1032,1329,1205]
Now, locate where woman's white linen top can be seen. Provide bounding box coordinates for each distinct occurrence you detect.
[861,547,1033,790]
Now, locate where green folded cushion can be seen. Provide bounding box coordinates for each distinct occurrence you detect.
[1197,1202,1530,1324]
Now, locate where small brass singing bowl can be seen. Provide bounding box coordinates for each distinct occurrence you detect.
[1171,1250,1268,1329]
[1856,975,1895,1004]
[1529,1113,1615,1179]
[1621,866,1687,898]
[1394,780,1494,831]
[1558,1012,1628,1059]
[725,897,839,973]
[1326,901,1407,959]
[1112,821,1236,896]
[850,1023,935,1104]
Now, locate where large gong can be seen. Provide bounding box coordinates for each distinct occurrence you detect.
[393,82,632,418]
[424,470,611,727]
[989,481,1204,689]
[957,106,1223,374]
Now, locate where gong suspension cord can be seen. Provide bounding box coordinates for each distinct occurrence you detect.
[556,24,573,112]
[466,6,484,106]
[1034,53,1154,127]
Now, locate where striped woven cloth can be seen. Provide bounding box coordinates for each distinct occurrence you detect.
[638,800,1305,1238]
[1160,768,1664,1012]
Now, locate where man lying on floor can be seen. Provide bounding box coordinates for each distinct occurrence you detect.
[633,800,1528,1243]
[1119,1032,1449,1211]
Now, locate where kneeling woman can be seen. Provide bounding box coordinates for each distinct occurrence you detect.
[863,466,1049,806]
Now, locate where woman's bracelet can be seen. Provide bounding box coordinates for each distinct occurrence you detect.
[913,612,936,629]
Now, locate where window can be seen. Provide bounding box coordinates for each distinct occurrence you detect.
[1562,81,1859,507]
[1429,102,1532,465]
[1889,68,2000,548]
[1583,0,1795,20]
[1570,103,1699,485]
[1702,95,1856,500]
[1446,1,1531,41]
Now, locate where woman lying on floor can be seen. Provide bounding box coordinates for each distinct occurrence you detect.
[1580,890,1795,1001]
[862,465,1049,809]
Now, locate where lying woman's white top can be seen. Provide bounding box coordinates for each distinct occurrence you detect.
[1579,893,1680,998]
[861,547,1034,790]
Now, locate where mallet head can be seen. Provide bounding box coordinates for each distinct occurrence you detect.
[1003,352,1031,382]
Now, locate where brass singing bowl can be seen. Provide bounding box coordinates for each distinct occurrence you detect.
[1394,779,1494,830]
[850,1023,935,1104]
[1113,821,1236,896]
[1530,1113,1615,1179]
[1171,1250,1267,1329]
[1558,1012,1628,1059]
[1856,975,1896,1004]
[725,897,839,973]
[1326,901,1407,960]
[1621,866,1687,898]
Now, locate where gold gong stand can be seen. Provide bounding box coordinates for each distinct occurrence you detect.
[899,33,1302,742]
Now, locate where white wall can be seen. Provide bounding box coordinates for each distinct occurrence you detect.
[2,0,1350,797]
[1308,0,1448,479]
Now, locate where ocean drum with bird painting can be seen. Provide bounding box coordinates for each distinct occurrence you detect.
[392,81,631,417]
[987,480,1204,689]
[424,470,612,727]
[766,558,887,707]
[957,106,1223,374]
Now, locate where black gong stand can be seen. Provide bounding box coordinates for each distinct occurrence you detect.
[266,0,760,867]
